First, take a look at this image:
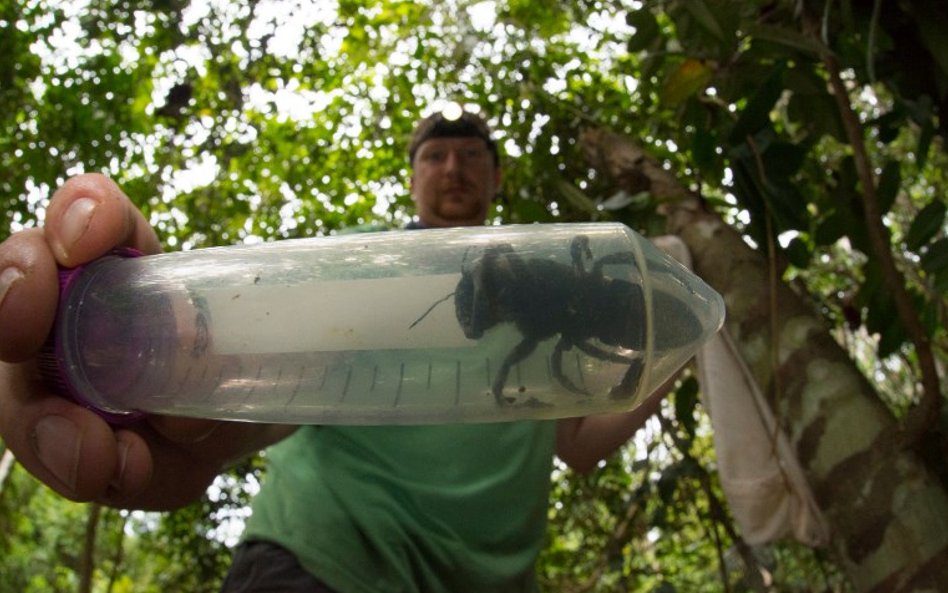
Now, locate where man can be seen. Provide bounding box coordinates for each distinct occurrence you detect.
[0,109,667,591]
[406,108,501,228]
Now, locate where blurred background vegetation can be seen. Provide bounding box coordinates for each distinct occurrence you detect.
[1,0,946,591]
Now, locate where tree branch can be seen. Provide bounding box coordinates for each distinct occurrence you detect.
[820,48,942,446]
[79,503,102,593]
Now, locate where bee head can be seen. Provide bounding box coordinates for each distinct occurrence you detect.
[455,257,491,339]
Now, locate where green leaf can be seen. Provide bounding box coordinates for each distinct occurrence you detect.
[554,179,599,215]
[876,160,901,215]
[921,238,948,273]
[872,110,904,144]
[690,126,716,175]
[762,141,808,180]
[908,1,948,78]
[932,271,948,294]
[674,377,700,438]
[921,238,948,292]
[599,190,652,211]
[785,236,812,268]
[626,9,661,52]
[905,200,947,251]
[917,121,935,169]
[745,23,824,55]
[864,287,906,357]
[814,210,847,246]
[681,0,725,42]
[729,65,785,144]
[661,59,713,107]
[784,66,847,141]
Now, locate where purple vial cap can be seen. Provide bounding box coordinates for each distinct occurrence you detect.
[39,248,147,425]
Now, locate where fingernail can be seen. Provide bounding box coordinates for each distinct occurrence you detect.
[32,416,81,494]
[56,198,98,259]
[109,440,129,491]
[0,266,25,310]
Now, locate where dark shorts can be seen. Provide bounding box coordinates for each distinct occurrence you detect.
[220,540,339,593]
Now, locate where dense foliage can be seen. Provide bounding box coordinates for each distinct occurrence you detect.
[1,0,945,591]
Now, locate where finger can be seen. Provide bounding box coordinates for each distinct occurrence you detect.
[148,415,222,445]
[101,423,223,510]
[99,428,154,505]
[0,229,59,361]
[0,361,130,502]
[100,420,297,510]
[44,173,161,268]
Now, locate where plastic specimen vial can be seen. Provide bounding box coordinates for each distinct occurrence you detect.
[43,223,725,425]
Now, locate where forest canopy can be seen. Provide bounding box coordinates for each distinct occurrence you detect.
[1,0,946,591]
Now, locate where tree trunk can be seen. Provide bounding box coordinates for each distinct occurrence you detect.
[79,503,102,593]
[105,511,128,593]
[580,128,948,593]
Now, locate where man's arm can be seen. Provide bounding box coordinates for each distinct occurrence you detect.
[554,376,676,474]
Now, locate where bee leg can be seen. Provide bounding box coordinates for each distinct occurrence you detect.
[571,341,643,398]
[551,339,589,395]
[493,337,539,405]
[609,358,644,399]
[591,251,636,277]
[570,235,592,274]
[574,340,635,365]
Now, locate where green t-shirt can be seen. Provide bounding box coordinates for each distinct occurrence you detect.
[242,421,557,593]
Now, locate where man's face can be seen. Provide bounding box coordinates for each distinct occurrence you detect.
[410,136,501,228]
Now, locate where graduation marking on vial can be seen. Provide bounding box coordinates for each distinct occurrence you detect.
[411,234,671,404]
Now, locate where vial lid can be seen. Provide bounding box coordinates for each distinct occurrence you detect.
[38,248,146,425]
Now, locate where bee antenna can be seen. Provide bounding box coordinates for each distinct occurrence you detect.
[409,291,456,329]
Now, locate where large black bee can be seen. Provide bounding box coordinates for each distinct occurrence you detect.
[412,235,700,404]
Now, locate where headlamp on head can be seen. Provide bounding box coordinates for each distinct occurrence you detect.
[441,102,464,121]
[408,106,499,166]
